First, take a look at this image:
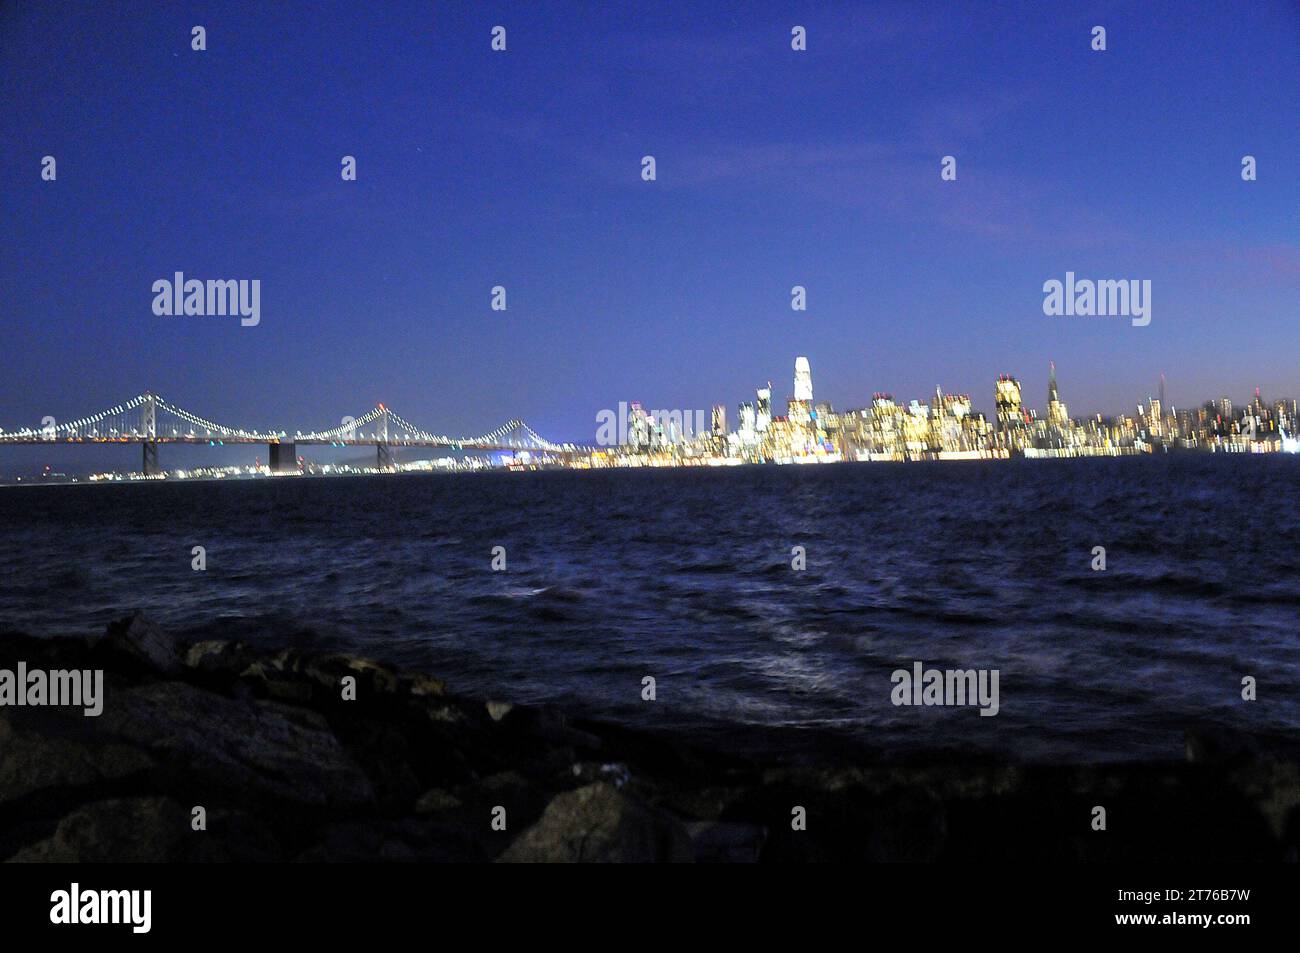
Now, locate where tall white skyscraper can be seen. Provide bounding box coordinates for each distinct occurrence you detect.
[788,356,814,427]
[794,357,813,402]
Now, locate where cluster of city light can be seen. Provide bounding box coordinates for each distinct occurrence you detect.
[598,358,1300,466]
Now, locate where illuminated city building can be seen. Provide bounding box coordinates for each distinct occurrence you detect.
[788,357,813,427]
[737,401,757,449]
[794,357,812,402]
[1047,362,1069,428]
[996,376,1023,425]
[904,400,930,453]
[931,387,974,452]
[627,401,650,450]
[756,385,772,432]
[995,375,1025,449]
[1146,398,1164,438]
[869,393,902,458]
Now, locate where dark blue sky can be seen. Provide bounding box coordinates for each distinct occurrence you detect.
[2,0,1297,448]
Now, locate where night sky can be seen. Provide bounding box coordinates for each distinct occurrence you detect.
[2,0,1297,455]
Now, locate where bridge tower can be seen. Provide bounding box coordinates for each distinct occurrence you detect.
[141,392,160,477]
[376,405,394,471]
[269,441,298,474]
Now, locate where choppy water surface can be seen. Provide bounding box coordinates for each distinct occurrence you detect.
[2,457,1298,762]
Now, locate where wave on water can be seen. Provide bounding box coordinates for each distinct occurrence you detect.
[2,456,1298,762]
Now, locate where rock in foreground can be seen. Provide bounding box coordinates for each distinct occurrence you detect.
[0,613,1296,863]
[499,782,694,863]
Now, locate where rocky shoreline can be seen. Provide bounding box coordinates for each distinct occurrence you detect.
[0,612,1296,862]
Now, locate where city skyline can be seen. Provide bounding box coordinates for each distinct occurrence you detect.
[612,352,1300,463]
[3,351,1298,481]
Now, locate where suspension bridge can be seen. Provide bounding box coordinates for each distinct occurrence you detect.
[0,393,588,475]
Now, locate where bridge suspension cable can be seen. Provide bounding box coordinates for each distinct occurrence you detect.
[0,393,582,452]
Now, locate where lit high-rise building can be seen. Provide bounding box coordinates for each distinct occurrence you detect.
[1047,362,1069,427]
[756,384,772,432]
[932,387,973,452]
[870,393,901,455]
[1275,399,1297,434]
[789,357,813,426]
[627,401,650,450]
[995,375,1023,427]
[711,404,726,436]
[903,400,930,453]
[794,357,813,402]
[1147,398,1163,437]
[737,401,757,448]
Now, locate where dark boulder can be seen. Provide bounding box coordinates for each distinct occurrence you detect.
[101,612,183,675]
[498,782,694,863]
